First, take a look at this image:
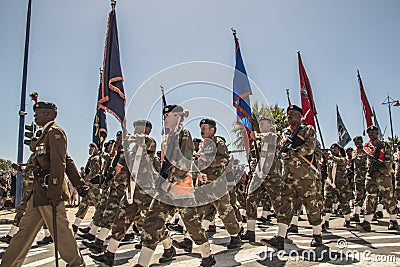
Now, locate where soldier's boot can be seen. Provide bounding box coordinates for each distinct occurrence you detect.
[135,242,142,249]
[260,235,284,251]
[310,235,323,247]
[83,238,104,254]
[242,216,247,223]
[206,225,217,234]
[321,223,327,233]
[343,220,351,228]
[78,232,95,241]
[200,255,216,267]
[240,230,255,242]
[0,235,12,244]
[257,216,271,224]
[79,227,91,234]
[37,236,53,245]
[372,214,378,221]
[324,220,330,229]
[72,224,78,234]
[172,238,193,253]
[287,224,298,233]
[388,220,399,230]
[122,233,135,242]
[227,236,242,249]
[166,224,183,234]
[158,246,176,263]
[350,214,360,223]
[356,221,371,232]
[376,211,384,219]
[91,250,115,266]
[133,265,144,267]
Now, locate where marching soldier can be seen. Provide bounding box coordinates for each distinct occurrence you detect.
[357,125,399,231]
[261,105,323,250]
[0,101,86,267]
[135,105,214,267]
[394,141,400,206]
[351,136,368,222]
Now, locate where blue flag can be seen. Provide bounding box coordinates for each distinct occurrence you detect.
[336,105,351,147]
[93,106,108,149]
[232,29,253,152]
[98,9,126,125]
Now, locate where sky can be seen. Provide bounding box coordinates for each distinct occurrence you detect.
[1,0,400,168]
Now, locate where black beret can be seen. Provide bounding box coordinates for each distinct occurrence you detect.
[286,105,303,115]
[353,136,363,142]
[199,118,216,127]
[33,101,57,111]
[330,143,342,150]
[163,104,183,115]
[366,125,379,133]
[193,138,202,143]
[259,117,272,123]
[133,120,152,129]
[116,131,122,136]
[346,147,354,152]
[89,142,98,148]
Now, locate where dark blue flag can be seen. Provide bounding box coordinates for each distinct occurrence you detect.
[232,29,253,152]
[336,105,351,147]
[98,9,126,125]
[93,106,108,149]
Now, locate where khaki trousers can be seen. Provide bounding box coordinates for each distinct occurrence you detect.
[0,198,84,267]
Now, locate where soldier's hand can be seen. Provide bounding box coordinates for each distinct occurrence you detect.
[11,163,22,172]
[76,185,90,197]
[281,152,290,160]
[198,173,207,184]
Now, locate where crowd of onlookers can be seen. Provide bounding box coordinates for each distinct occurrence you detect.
[0,171,16,209]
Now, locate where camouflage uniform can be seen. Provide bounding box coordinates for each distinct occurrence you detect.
[364,140,397,216]
[393,151,400,201]
[353,147,368,208]
[324,154,352,216]
[75,154,101,220]
[277,124,322,227]
[195,136,241,236]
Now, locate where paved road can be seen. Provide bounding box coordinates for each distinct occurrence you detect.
[0,207,399,266]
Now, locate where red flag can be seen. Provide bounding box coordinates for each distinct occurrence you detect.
[357,69,373,128]
[298,52,316,128]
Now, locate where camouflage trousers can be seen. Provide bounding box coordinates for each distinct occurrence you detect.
[203,188,242,223]
[92,185,111,226]
[198,192,241,235]
[110,188,153,241]
[246,176,282,220]
[395,175,400,202]
[142,199,207,251]
[354,174,366,207]
[97,171,128,229]
[365,172,397,215]
[13,186,33,227]
[277,160,322,226]
[324,182,352,215]
[75,187,100,219]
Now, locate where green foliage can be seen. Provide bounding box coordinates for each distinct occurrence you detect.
[0,159,12,172]
[232,102,288,149]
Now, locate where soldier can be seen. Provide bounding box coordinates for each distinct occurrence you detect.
[350,136,367,222]
[322,143,352,228]
[135,105,214,267]
[357,125,399,231]
[90,120,157,265]
[0,101,86,267]
[393,141,400,207]
[241,117,282,242]
[72,142,101,233]
[261,105,323,250]
[346,147,355,204]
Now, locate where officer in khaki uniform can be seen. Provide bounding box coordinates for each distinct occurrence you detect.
[0,102,86,267]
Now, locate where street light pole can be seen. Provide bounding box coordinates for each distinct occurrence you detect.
[382,94,400,153]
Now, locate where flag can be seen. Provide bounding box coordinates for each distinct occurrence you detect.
[98,8,126,125]
[357,69,373,128]
[372,107,383,140]
[161,87,167,109]
[298,52,316,128]
[161,87,168,134]
[93,106,108,149]
[336,105,351,147]
[232,29,253,152]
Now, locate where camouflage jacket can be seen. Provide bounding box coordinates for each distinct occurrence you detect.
[195,135,229,182]
[363,139,393,176]
[352,147,367,180]
[256,131,282,178]
[327,154,347,185]
[394,151,400,180]
[85,154,101,183]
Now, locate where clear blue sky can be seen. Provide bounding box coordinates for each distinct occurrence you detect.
[1,0,399,168]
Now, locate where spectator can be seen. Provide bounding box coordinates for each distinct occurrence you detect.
[10,171,16,205]
[0,172,8,209]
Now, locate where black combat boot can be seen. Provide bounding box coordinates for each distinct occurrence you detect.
[287,224,298,233]
[206,225,217,234]
[166,223,184,233]
[310,235,323,247]
[388,220,399,230]
[82,238,104,254]
[90,250,115,266]
[376,210,384,219]
[72,224,78,234]
[257,216,271,224]
[79,227,91,234]
[200,255,216,267]
[134,242,142,249]
[356,221,371,232]
[122,233,135,242]
[0,235,12,244]
[260,235,284,250]
[172,238,193,253]
[240,230,255,242]
[37,236,53,245]
[158,246,176,263]
[78,232,95,241]
[350,214,360,222]
[227,235,242,249]
[343,220,351,228]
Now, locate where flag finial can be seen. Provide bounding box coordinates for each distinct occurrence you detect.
[111,0,116,9]
[231,27,237,36]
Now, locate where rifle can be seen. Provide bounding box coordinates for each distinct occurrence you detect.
[368,141,384,176]
[278,124,302,158]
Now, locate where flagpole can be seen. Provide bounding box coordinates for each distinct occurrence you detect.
[286,88,292,106]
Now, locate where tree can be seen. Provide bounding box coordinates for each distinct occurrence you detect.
[388,134,399,151]
[232,102,288,150]
[0,159,12,172]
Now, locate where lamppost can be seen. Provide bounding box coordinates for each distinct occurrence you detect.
[382,94,400,152]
